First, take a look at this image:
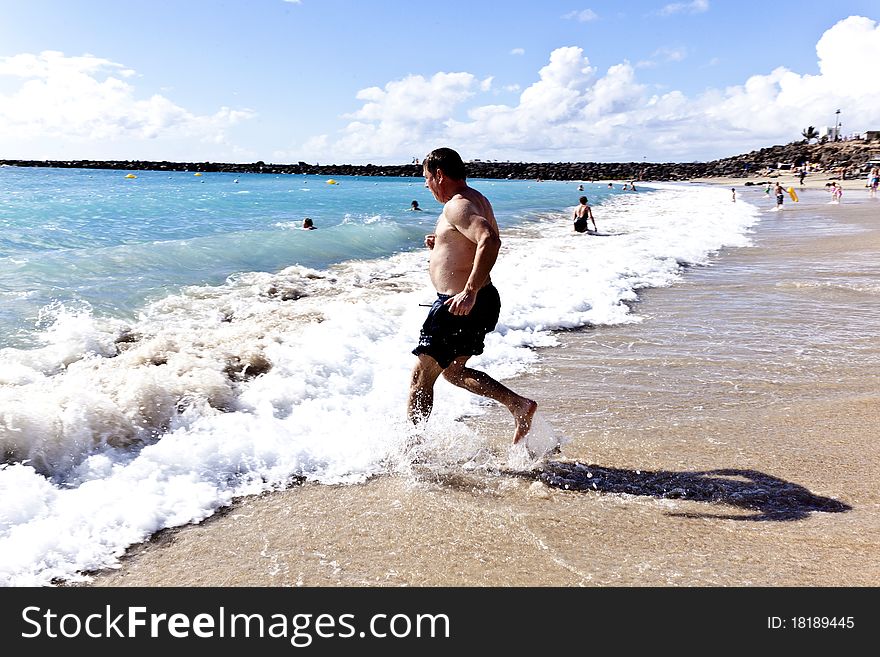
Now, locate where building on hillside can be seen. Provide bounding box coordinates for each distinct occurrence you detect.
[819,126,840,141]
[863,131,880,141]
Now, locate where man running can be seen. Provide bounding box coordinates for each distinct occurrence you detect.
[408,148,537,443]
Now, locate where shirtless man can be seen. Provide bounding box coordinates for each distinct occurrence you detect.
[408,147,537,443]
[573,196,596,233]
[774,182,785,210]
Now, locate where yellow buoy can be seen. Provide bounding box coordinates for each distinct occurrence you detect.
[125,173,137,179]
[326,179,337,185]
[194,172,203,177]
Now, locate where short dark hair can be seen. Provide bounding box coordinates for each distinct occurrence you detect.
[423,147,467,180]
[579,196,588,204]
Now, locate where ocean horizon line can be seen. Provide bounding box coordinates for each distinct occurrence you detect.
[3,138,877,181]
[0,157,703,181]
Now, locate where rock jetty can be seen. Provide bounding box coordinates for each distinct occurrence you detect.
[3,139,878,181]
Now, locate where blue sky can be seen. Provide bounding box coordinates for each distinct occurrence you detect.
[1,0,879,164]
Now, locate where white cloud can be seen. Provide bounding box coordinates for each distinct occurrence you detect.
[0,51,253,159]
[298,71,478,161]
[282,0,302,4]
[562,9,599,22]
[510,48,526,56]
[659,0,709,16]
[637,46,688,68]
[346,72,476,123]
[298,15,880,164]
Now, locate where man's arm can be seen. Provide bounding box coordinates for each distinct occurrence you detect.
[443,198,501,316]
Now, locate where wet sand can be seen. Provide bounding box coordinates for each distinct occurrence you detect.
[83,183,880,587]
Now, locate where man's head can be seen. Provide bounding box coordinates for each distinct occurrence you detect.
[423,148,467,181]
[579,196,588,204]
[423,148,468,203]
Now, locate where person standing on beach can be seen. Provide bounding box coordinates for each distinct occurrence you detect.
[408,147,537,444]
[573,196,596,233]
[731,187,736,202]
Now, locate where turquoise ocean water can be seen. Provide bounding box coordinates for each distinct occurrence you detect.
[0,167,605,348]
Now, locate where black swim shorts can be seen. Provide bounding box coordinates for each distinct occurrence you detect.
[412,284,501,369]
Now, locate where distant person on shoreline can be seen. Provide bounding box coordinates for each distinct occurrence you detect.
[827,181,843,203]
[409,147,537,445]
[731,187,736,202]
[573,196,596,233]
[869,167,879,198]
[410,200,423,211]
[302,217,317,229]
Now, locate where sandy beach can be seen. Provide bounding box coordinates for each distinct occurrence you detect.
[694,170,879,194]
[81,180,880,588]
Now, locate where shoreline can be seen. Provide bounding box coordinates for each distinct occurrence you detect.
[79,182,880,588]
[690,173,877,194]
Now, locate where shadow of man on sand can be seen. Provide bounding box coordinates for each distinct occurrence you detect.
[517,463,851,521]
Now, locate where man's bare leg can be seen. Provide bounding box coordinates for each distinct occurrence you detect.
[442,356,538,443]
[407,354,444,425]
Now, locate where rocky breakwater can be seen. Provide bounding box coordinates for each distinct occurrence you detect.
[0,158,714,181]
[702,140,880,177]
[3,139,877,181]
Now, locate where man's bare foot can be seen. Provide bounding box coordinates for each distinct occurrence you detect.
[513,399,538,444]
